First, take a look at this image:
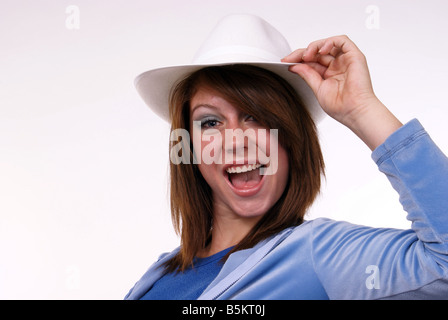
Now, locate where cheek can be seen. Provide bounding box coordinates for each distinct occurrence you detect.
[193,132,223,165]
[197,162,212,181]
[196,162,222,197]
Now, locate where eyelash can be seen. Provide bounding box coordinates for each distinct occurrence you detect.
[198,115,256,128]
[200,117,220,128]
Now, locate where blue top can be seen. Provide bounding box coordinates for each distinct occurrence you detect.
[140,247,233,300]
[126,119,448,300]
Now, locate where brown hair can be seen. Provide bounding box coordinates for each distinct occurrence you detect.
[164,64,324,273]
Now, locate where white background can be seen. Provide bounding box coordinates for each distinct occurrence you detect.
[0,0,447,299]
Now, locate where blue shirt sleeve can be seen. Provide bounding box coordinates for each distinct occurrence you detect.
[311,119,448,299]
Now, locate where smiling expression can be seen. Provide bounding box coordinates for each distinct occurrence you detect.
[190,85,289,220]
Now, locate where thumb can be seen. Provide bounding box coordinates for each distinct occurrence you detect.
[288,63,324,97]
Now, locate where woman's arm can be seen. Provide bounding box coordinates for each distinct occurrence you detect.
[282,35,402,151]
[285,36,448,298]
[310,120,448,299]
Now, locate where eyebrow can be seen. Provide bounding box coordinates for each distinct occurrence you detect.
[190,103,218,116]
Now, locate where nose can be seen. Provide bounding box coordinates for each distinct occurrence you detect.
[223,120,258,164]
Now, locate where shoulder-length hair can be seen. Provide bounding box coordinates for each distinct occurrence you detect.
[164,64,324,273]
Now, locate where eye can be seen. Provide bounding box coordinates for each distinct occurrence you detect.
[200,117,220,128]
[245,114,257,122]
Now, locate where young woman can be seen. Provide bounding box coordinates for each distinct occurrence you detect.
[125,15,448,299]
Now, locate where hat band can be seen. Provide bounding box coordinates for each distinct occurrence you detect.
[193,45,283,64]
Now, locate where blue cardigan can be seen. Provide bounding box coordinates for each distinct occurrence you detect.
[125,119,448,299]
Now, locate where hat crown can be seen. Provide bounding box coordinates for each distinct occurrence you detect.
[192,14,291,64]
[134,14,324,123]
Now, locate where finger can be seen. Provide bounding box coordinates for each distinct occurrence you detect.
[320,44,343,58]
[301,40,323,61]
[303,35,357,60]
[329,46,342,58]
[296,48,335,68]
[303,62,328,78]
[288,63,325,95]
[318,35,358,56]
[285,35,358,64]
[282,48,306,63]
[282,50,334,70]
[316,53,334,67]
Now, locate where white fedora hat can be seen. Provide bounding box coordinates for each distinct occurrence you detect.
[135,14,324,123]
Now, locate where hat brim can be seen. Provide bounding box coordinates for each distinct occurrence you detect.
[134,62,324,123]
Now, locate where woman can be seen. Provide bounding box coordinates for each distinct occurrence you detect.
[125,14,448,299]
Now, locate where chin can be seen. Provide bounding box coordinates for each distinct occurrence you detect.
[221,189,278,219]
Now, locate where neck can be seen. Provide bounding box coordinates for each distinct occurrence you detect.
[198,204,262,258]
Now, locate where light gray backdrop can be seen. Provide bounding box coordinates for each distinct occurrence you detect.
[1,0,447,299]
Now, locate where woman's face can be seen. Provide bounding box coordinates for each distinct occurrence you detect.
[189,85,289,220]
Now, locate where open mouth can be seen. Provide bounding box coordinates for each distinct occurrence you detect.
[225,163,266,191]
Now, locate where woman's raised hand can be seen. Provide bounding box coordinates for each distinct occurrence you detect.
[282,35,373,124]
[283,35,402,151]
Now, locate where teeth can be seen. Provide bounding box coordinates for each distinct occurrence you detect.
[226,163,262,174]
